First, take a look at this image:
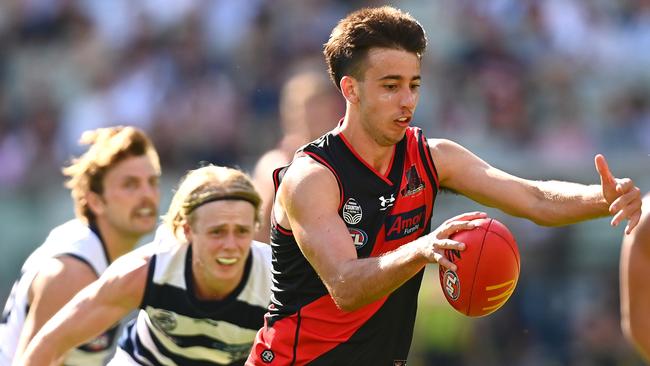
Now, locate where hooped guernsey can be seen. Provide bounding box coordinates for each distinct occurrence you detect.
[117,228,273,366]
[248,126,439,365]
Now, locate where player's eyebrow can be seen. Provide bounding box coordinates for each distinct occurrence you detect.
[377,75,421,82]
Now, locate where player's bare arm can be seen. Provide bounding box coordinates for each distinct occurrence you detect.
[276,156,481,312]
[18,251,151,366]
[13,256,97,360]
[252,149,290,242]
[620,194,650,361]
[429,138,641,232]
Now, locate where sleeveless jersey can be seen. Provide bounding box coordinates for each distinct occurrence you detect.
[118,231,273,366]
[248,127,439,365]
[0,219,119,366]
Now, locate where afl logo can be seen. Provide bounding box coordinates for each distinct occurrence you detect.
[443,270,460,301]
[343,198,363,225]
[349,228,368,249]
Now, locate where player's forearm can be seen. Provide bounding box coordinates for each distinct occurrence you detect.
[17,332,68,366]
[326,238,429,312]
[528,181,608,226]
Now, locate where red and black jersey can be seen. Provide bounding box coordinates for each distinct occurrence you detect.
[247,127,439,365]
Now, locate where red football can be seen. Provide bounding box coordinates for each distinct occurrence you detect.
[438,218,520,317]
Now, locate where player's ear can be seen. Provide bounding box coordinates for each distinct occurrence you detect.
[85,191,105,216]
[340,76,360,104]
[183,222,193,243]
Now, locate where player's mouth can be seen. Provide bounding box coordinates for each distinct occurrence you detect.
[133,206,157,218]
[395,116,411,127]
[216,257,239,265]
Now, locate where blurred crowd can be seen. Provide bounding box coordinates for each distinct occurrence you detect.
[1,0,649,365]
[1,0,649,190]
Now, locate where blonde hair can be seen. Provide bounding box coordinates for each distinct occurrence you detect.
[63,126,160,223]
[163,165,262,241]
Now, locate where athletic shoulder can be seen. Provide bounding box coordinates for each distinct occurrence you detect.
[283,154,335,186]
[281,155,338,203]
[426,137,459,153]
[34,256,97,289]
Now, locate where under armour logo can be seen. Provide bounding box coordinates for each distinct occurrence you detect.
[379,194,395,210]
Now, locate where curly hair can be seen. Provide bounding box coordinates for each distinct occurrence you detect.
[323,6,427,90]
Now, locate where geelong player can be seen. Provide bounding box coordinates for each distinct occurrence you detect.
[246,6,642,365]
[18,165,272,366]
[620,193,650,362]
[0,126,161,365]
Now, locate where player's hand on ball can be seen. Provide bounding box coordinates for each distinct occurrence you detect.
[423,211,487,271]
[595,154,642,234]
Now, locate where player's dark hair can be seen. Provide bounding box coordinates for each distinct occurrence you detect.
[323,6,427,90]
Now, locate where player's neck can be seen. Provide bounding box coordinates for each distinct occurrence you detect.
[340,115,395,175]
[94,219,140,263]
[192,263,242,301]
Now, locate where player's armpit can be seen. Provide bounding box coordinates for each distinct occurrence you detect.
[14,256,98,359]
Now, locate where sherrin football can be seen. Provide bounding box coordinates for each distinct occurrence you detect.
[438,218,520,317]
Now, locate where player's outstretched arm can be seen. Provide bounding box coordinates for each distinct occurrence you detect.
[277,157,481,312]
[16,251,150,366]
[429,139,641,232]
[12,257,98,361]
[620,194,650,362]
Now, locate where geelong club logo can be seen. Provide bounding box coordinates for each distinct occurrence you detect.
[443,270,460,301]
[150,309,178,332]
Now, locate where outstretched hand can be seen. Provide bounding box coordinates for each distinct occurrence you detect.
[595,154,642,234]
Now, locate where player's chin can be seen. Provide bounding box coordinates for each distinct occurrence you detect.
[132,217,158,234]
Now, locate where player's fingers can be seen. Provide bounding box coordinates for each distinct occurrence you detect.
[433,239,466,251]
[624,209,642,235]
[608,186,641,215]
[611,200,642,226]
[594,154,616,186]
[439,220,478,238]
[614,178,635,194]
[610,201,642,227]
[434,253,457,272]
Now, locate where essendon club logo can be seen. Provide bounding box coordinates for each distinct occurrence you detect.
[401,165,424,197]
[385,206,425,240]
[443,270,460,301]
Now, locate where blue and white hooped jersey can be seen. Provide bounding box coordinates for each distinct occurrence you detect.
[118,231,272,366]
[0,219,119,366]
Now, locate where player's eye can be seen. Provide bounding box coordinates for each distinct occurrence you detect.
[123,179,139,190]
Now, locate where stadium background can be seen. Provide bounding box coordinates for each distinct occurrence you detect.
[0,0,649,364]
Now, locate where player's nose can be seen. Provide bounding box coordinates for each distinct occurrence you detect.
[400,89,417,110]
